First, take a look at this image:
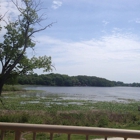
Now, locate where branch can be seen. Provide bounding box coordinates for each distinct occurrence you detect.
[2,0,55,80]
[11,0,22,14]
[0,11,8,21]
[28,22,56,37]
[0,58,4,69]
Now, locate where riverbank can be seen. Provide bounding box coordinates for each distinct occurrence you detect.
[1,90,140,128]
[1,90,140,139]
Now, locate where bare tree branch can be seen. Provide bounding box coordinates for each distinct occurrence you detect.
[0,10,8,21]
[28,22,56,38]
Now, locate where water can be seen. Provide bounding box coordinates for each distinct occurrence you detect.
[24,86,140,102]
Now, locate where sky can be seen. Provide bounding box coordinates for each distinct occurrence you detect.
[1,0,140,83]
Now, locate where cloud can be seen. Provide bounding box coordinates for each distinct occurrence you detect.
[52,0,62,9]
[35,33,140,60]
[129,18,140,24]
[102,20,109,26]
[0,0,20,40]
[32,32,140,82]
[135,18,140,24]
[0,0,20,19]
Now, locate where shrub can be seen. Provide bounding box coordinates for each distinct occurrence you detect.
[98,116,109,127]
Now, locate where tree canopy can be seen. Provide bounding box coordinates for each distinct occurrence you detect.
[17,73,138,87]
[0,0,54,95]
[18,73,115,87]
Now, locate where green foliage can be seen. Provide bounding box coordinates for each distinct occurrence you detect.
[17,73,140,87]
[2,85,22,91]
[98,116,109,127]
[0,113,29,123]
[1,91,140,128]
[17,55,52,75]
[1,91,140,139]
[17,73,115,86]
[0,0,53,95]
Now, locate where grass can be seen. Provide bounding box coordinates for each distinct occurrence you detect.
[1,86,140,139]
[1,91,140,127]
[2,85,24,91]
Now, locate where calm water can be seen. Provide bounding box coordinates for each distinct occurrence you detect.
[24,86,140,102]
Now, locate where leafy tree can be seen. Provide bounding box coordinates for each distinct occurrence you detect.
[18,73,116,87]
[0,0,54,95]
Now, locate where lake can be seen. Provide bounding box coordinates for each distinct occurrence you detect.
[24,86,140,102]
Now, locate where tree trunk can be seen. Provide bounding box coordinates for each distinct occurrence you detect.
[0,79,5,96]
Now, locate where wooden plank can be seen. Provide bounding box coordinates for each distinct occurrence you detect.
[0,131,4,140]
[15,131,21,140]
[86,135,89,140]
[68,134,71,140]
[33,132,36,140]
[50,133,53,140]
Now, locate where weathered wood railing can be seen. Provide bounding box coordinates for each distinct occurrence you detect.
[0,122,140,140]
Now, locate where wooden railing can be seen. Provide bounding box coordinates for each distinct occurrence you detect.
[0,122,140,140]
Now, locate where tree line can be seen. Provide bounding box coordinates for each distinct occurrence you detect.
[17,73,140,87]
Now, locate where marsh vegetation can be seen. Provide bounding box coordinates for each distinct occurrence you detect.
[1,87,140,139]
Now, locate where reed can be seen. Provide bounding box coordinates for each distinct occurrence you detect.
[1,90,140,139]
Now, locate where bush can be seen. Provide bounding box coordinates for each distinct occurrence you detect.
[98,116,109,127]
[2,85,22,91]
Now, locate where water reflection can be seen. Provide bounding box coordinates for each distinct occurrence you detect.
[22,86,140,103]
[21,101,40,104]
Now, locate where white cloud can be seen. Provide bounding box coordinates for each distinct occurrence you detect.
[0,0,20,19]
[35,33,140,60]
[52,0,62,9]
[32,33,140,82]
[0,0,20,40]
[102,20,109,26]
[129,18,140,24]
[135,18,140,24]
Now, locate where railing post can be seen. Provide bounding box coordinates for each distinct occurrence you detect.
[50,133,53,140]
[0,131,4,140]
[33,132,36,140]
[86,135,88,140]
[105,136,107,140]
[15,131,21,140]
[124,138,127,140]
[68,134,71,140]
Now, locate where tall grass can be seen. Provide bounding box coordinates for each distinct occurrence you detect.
[0,91,140,128]
[1,90,140,139]
[2,85,23,91]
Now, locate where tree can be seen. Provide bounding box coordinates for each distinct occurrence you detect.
[0,0,54,95]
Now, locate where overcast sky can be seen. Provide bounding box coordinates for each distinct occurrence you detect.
[1,0,140,83]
